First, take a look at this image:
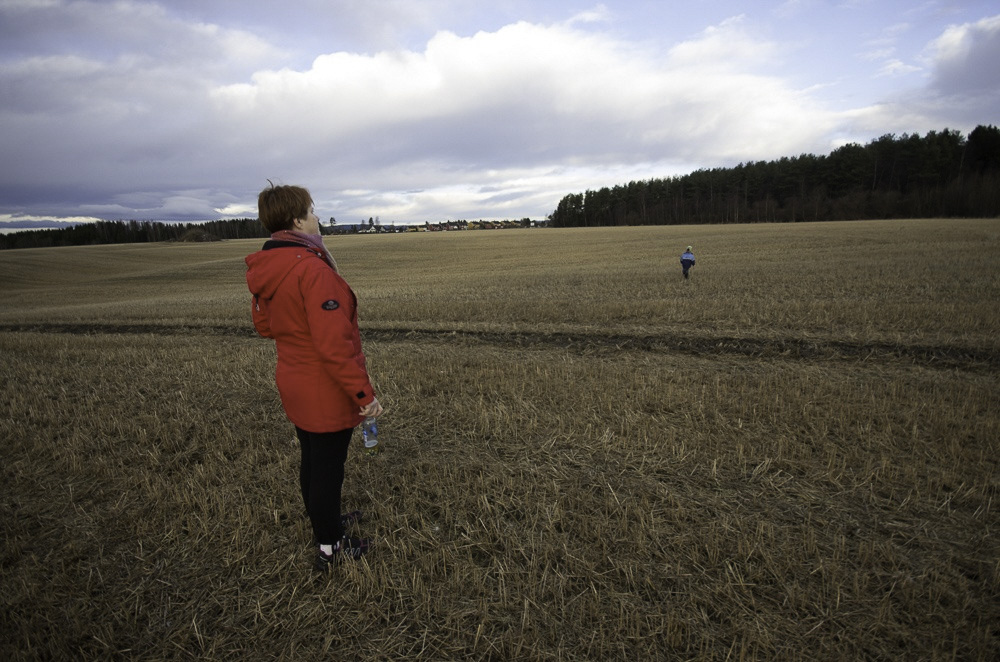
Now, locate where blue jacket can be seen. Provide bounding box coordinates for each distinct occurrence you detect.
[680,251,695,265]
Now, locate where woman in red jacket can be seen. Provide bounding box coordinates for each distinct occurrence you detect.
[245,183,383,570]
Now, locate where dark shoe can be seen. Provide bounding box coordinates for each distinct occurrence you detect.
[341,510,364,529]
[335,536,370,560]
[314,536,371,571]
[310,511,365,546]
[315,549,335,571]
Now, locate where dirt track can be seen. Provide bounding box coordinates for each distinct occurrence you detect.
[3,322,996,370]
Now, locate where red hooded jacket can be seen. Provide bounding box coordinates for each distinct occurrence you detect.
[245,241,375,433]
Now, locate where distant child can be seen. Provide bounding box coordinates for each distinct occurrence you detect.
[680,246,696,279]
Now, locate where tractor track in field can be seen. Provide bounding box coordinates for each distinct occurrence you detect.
[1,322,997,371]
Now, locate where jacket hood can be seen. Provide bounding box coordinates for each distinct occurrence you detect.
[245,246,311,299]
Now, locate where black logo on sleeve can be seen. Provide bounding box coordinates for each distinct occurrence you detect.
[321,300,340,310]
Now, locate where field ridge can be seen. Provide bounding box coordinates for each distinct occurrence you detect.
[3,321,996,370]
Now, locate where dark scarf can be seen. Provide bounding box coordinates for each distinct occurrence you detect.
[269,230,338,272]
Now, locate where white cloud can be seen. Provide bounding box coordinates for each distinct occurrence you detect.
[666,15,769,68]
[0,212,99,224]
[565,4,612,26]
[876,59,921,77]
[214,202,257,217]
[924,14,1000,95]
[842,13,1000,136]
[212,16,834,175]
[861,47,895,61]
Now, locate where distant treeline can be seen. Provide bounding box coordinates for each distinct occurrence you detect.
[0,218,271,250]
[549,125,1000,227]
[0,215,542,250]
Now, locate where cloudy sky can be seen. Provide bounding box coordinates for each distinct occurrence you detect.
[1,0,998,227]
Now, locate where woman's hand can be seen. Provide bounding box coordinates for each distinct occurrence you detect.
[360,397,383,418]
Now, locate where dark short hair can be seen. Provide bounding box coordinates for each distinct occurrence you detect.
[257,184,312,232]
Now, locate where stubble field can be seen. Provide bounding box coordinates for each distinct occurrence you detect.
[1,219,998,660]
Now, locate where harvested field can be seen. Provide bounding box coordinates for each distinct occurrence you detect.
[1,219,998,660]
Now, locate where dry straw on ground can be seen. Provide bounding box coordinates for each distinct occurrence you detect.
[1,219,998,660]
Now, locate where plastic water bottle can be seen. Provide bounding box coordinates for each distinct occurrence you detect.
[362,417,380,456]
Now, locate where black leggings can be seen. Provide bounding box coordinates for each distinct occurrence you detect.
[295,426,353,545]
